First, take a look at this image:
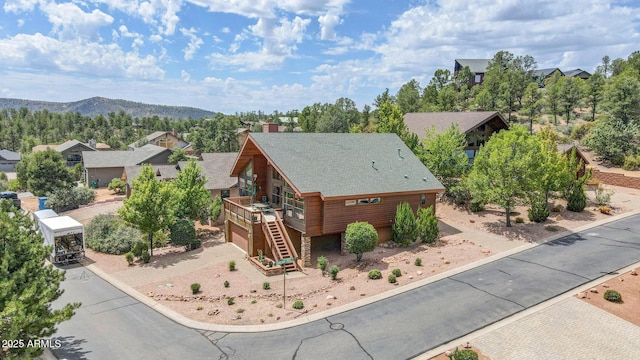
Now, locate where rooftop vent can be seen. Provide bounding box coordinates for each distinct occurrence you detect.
[372,161,377,170]
[404,174,409,179]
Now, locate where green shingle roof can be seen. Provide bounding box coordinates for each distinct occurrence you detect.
[249,133,444,198]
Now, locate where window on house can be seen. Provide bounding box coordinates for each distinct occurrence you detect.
[345,200,356,206]
[357,199,369,205]
[474,74,482,83]
[421,194,426,205]
[284,191,304,221]
[369,197,381,204]
[272,169,282,181]
[221,190,230,199]
[271,185,282,206]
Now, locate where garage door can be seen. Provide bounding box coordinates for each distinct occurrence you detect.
[0,162,16,172]
[229,222,249,253]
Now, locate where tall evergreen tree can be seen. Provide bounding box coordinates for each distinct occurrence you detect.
[0,201,80,359]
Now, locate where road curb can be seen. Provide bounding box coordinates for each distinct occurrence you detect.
[85,208,640,333]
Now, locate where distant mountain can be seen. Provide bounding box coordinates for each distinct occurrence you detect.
[0,96,218,120]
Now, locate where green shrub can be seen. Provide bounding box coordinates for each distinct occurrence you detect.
[196,306,203,311]
[447,185,469,205]
[7,179,20,192]
[236,308,245,313]
[317,256,328,271]
[107,178,126,195]
[45,186,96,213]
[594,184,614,206]
[345,221,378,261]
[169,219,197,250]
[275,303,283,309]
[604,289,622,303]
[189,238,202,250]
[141,249,151,263]
[368,269,382,280]
[515,217,524,224]
[388,274,397,284]
[131,240,148,258]
[622,155,640,171]
[469,198,485,212]
[125,252,134,265]
[263,282,270,290]
[229,260,236,271]
[329,265,340,280]
[416,205,439,244]
[391,268,402,277]
[414,257,422,266]
[227,297,235,305]
[447,347,478,360]
[292,300,304,309]
[570,121,594,141]
[86,214,142,255]
[528,197,549,223]
[191,283,200,294]
[393,202,417,245]
[224,280,230,288]
[0,172,6,181]
[567,184,587,212]
[150,230,168,248]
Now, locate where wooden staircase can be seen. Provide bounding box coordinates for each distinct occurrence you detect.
[262,213,299,272]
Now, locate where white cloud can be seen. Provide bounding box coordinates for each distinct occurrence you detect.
[181,69,190,82]
[149,34,163,42]
[17,19,25,27]
[180,27,204,60]
[40,2,114,41]
[3,0,39,13]
[318,10,341,40]
[0,33,164,79]
[221,27,230,34]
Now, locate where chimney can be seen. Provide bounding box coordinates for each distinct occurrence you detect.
[88,138,97,149]
[172,128,178,137]
[263,123,279,133]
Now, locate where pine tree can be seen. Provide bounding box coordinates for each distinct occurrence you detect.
[416,206,439,244]
[392,202,417,245]
[0,201,80,359]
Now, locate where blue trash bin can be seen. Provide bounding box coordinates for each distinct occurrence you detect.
[38,197,50,210]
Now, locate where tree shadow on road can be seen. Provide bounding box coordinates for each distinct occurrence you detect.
[52,335,92,360]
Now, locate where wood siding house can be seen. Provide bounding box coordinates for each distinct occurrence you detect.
[128,130,189,150]
[454,59,490,85]
[0,149,21,172]
[224,133,444,268]
[404,111,509,162]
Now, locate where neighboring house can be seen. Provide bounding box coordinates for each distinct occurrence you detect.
[32,139,104,166]
[237,128,251,145]
[404,111,509,162]
[123,164,179,197]
[224,133,444,269]
[179,152,239,199]
[564,69,591,79]
[454,59,490,85]
[534,68,564,84]
[82,144,172,187]
[0,149,21,172]
[558,144,589,178]
[128,130,189,150]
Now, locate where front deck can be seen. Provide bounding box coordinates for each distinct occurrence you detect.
[223,197,300,272]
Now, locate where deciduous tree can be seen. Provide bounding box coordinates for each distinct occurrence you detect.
[420,124,468,190]
[119,164,176,256]
[174,159,212,221]
[15,149,74,196]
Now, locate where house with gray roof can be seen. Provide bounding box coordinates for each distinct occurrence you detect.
[83,144,172,188]
[0,149,21,172]
[128,130,189,150]
[32,139,98,167]
[224,133,444,267]
[564,69,591,79]
[180,152,239,199]
[454,59,491,85]
[404,111,509,162]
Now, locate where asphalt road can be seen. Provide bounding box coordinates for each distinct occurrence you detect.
[51,214,640,359]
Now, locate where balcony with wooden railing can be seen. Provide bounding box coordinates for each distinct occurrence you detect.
[223,196,263,229]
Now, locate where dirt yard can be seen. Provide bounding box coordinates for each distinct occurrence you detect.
[576,269,640,326]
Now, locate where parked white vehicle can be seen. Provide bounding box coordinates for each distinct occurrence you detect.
[37,215,85,264]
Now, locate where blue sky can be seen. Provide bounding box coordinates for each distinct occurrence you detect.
[1,0,639,114]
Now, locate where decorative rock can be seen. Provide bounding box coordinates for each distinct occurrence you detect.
[250,289,257,293]
[350,286,356,290]
[589,288,598,293]
[445,351,451,357]
[360,293,366,297]
[327,302,332,306]
[578,292,587,299]
[619,277,624,282]
[556,215,563,221]
[631,269,638,276]
[146,291,154,297]
[326,295,336,300]
[602,283,609,288]
[432,269,436,273]
[417,271,423,276]
[409,275,413,279]
[469,219,475,223]
[444,259,450,264]
[480,248,491,254]
[405,260,410,264]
